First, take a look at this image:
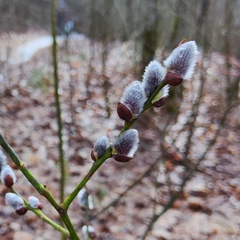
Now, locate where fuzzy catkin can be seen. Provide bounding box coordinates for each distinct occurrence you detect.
[120,81,146,117]
[164,41,198,79]
[142,60,166,96]
[113,129,139,157]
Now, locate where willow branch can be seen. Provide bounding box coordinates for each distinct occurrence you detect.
[62,79,168,210]
[51,0,66,203]
[33,209,70,237]
[10,188,70,237]
[61,147,113,210]
[0,133,79,239]
[0,133,60,211]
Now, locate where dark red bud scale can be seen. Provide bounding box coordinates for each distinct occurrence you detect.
[152,96,168,108]
[91,150,97,161]
[113,154,132,162]
[165,71,183,86]
[117,102,133,121]
[4,175,14,188]
[16,207,28,215]
[178,39,187,46]
[38,202,43,210]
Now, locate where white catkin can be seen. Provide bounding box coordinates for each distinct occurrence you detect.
[28,196,40,208]
[5,192,24,210]
[82,225,95,240]
[0,149,7,171]
[161,85,170,98]
[77,188,88,207]
[93,136,110,158]
[164,41,198,79]
[88,195,94,210]
[120,81,147,117]
[0,165,17,184]
[142,60,166,96]
[113,129,139,157]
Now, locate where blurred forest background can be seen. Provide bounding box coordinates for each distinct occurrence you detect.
[0,0,240,240]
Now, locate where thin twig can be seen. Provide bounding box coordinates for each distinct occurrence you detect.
[51,0,66,204]
[61,147,113,210]
[0,133,79,239]
[51,2,73,238]
[10,187,70,237]
[141,101,237,239]
[0,133,59,210]
[182,56,206,169]
[90,155,161,220]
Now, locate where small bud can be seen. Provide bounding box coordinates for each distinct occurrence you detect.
[112,129,139,162]
[113,154,132,162]
[165,71,183,86]
[90,150,96,161]
[152,96,168,108]
[5,192,25,214]
[178,39,187,46]
[151,85,169,107]
[88,195,94,210]
[77,188,88,209]
[164,41,198,80]
[77,188,94,210]
[0,149,7,172]
[118,81,146,121]
[82,225,96,240]
[16,207,28,215]
[28,196,42,210]
[91,136,110,161]
[1,165,17,187]
[117,102,133,122]
[142,60,166,96]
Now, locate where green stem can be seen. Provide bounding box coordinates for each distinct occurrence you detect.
[0,133,60,210]
[51,0,65,204]
[62,147,113,210]
[0,133,79,239]
[143,79,168,110]
[63,79,168,209]
[120,79,168,134]
[10,188,70,237]
[60,212,80,240]
[32,209,70,237]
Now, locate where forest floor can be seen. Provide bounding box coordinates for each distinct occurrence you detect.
[0,31,240,240]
